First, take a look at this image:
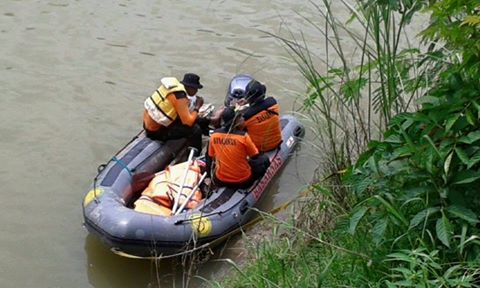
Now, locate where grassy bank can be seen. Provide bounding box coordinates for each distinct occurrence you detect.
[210,0,480,287]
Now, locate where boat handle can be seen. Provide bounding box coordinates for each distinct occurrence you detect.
[239,200,249,214]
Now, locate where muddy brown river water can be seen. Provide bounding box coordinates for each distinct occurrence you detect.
[1,0,426,287]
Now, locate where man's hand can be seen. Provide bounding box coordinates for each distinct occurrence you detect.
[236,98,248,106]
[195,96,204,109]
[210,107,225,128]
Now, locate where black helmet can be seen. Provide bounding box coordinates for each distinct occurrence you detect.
[221,107,238,129]
[245,80,266,104]
[224,74,254,106]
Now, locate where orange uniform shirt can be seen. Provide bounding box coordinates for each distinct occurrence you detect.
[208,129,259,183]
[143,91,198,132]
[243,97,282,152]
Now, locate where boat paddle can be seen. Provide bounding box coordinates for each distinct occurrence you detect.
[171,147,197,215]
[173,171,207,215]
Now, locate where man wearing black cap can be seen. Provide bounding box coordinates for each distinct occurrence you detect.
[143,73,206,153]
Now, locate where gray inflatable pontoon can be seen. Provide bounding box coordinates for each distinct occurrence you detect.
[82,115,304,258]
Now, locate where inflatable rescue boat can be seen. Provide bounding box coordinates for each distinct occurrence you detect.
[83,115,304,258]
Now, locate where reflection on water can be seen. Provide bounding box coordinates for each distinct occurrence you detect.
[85,235,157,287]
[85,231,249,287]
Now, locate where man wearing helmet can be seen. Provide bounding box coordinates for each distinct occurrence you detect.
[205,107,269,188]
[241,79,282,152]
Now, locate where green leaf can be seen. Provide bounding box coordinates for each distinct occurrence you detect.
[368,155,379,175]
[386,252,412,263]
[349,207,368,235]
[391,267,412,277]
[444,151,453,175]
[423,134,441,157]
[391,146,413,159]
[443,264,462,280]
[472,100,480,113]
[340,77,367,102]
[374,195,408,227]
[355,177,373,195]
[384,134,403,144]
[447,205,479,224]
[455,147,469,165]
[459,131,480,144]
[426,149,435,174]
[445,114,459,132]
[462,15,480,27]
[452,170,480,185]
[459,224,467,255]
[409,207,440,229]
[467,151,480,169]
[436,215,451,248]
[372,218,388,246]
[466,109,476,126]
[417,95,440,106]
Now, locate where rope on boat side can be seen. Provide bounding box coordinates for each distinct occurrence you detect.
[111,185,315,260]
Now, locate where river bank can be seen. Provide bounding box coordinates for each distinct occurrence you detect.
[212,0,480,286]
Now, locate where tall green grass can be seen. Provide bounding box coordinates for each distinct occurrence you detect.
[269,0,436,176]
[211,0,480,287]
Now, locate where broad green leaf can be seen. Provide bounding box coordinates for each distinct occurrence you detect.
[467,151,480,169]
[386,252,412,263]
[416,95,440,106]
[349,207,368,235]
[459,224,467,255]
[409,207,440,229]
[447,205,479,224]
[355,177,373,195]
[445,114,459,132]
[436,215,451,248]
[391,146,413,160]
[466,110,476,126]
[374,195,408,227]
[459,131,480,144]
[391,267,411,277]
[384,134,403,144]
[455,147,469,165]
[423,134,441,157]
[426,149,434,174]
[368,155,379,175]
[401,118,414,131]
[443,264,462,280]
[444,151,453,175]
[391,280,413,286]
[403,186,430,198]
[372,218,388,246]
[452,170,480,185]
[473,100,480,113]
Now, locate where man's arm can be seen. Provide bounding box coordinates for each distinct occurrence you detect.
[170,92,198,126]
[244,133,259,158]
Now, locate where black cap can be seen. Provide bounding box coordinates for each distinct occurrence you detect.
[181,73,203,89]
[222,107,237,128]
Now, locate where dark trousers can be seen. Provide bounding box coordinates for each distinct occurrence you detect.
[208,153,270,189]
[144,120,203,154]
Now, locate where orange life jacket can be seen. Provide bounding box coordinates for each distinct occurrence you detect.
[243,97,282,151]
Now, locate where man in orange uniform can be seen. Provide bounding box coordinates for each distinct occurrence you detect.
[206,108,268,188]
[241,79,282,152]
[143,73,205,153]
